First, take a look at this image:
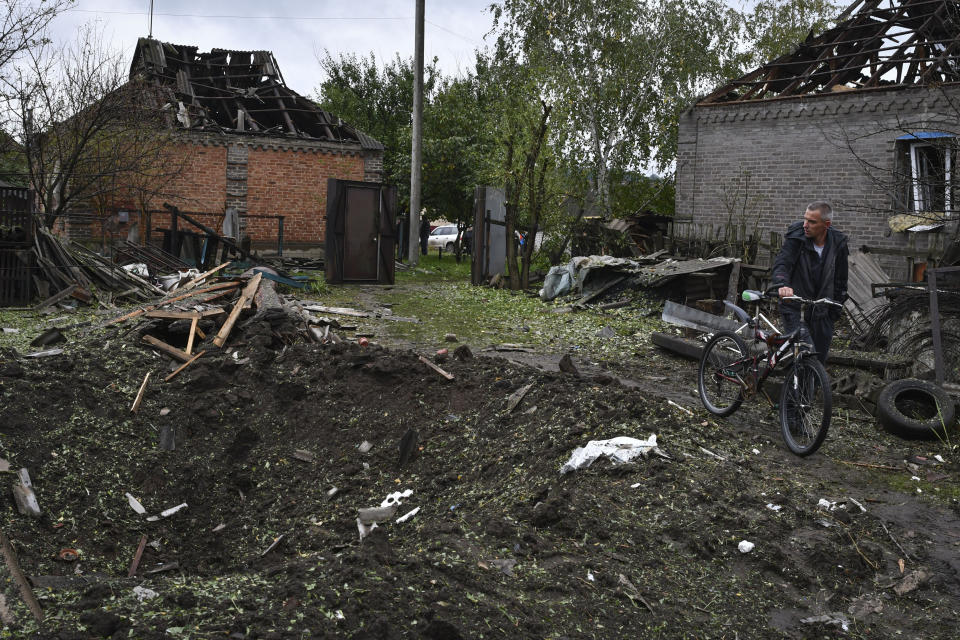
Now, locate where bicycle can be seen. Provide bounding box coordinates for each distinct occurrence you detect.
[696,289,843,456]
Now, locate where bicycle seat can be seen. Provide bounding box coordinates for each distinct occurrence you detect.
[764,327,800,347]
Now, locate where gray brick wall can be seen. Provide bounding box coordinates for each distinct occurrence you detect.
[676,85,960,279]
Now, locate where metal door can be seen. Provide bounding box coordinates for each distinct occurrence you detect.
[326,179,396,284]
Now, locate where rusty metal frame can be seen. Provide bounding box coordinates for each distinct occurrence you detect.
[927,264,960,383]
[701,0,960,105]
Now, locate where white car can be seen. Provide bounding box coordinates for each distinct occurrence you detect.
[427,225,460,251]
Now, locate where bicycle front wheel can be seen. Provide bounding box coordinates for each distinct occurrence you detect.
[698,331,748,417]
[779,357,832,456]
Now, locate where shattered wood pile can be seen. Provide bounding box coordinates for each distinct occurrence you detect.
[29,228,165,309]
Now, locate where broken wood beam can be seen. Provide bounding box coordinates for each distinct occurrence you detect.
[171,261,232,295]
[186,317,199,355]
[130,372,151,413]
[33,285,77,312]
[213,272,262,348]
[0,528,43,622]
[165,350,206,382]
[128,535,148,578]
[142,335,191,362]
[303,305,371,318]
[144,309,224,320]
[418,355,454,380]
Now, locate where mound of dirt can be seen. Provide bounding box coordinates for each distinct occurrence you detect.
[1,311,959,639]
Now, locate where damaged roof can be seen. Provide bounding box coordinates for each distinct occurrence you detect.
[130,37,383,150]
[700,0,960,105]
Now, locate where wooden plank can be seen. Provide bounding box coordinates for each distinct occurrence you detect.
[0,528,43,622]
[165,350,206,382]
[145,310,201,320]
[170,261,231,295]
[130,372,151,413]
[128,535,148,578]
[213,273,262,348]
[33,285,77,311]
[141,335,191,362]
[303,305,371,318]
[418,355,454,380]
[186,317,199,355]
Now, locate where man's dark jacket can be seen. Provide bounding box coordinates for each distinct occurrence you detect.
[771,221,849,320]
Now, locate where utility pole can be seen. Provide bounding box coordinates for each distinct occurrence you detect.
[408,0,425,265]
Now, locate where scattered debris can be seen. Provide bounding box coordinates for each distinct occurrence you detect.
[132,586,159,602]
[894,569,931,596]
[800,613,850,631]
[560,435,659,474]
[398,429,419,468]
[358,441,373,454]
[12,468,41,517]
[737,540,755,553]
[0,528,44,622]
[126,493,147,515]
[57,549,79,562]
[419,355,454,380]
[128,535,148,577]
[130,371,151,413]
[558,354,579,374]
[146,503,188,521]
[293,449,315,462]
[506,383,534,412]
[396,507,420,523]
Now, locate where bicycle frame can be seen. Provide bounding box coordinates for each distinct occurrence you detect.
[714,293,828,405]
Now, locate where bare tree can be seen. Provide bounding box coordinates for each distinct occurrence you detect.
[0,0,69,72]
[6,24,188,230]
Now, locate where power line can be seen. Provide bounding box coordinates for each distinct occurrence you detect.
[65,8,484,45]
[67,8,410,21]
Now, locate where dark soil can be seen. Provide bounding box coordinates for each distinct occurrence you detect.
[2,299,960,639]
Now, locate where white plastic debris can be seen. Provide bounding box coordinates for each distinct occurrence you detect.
[911,475,921,481]
[2,327,19,334]
[765,503,782,512]
[630,483,641,488]
[848,497,867,513]
[738,540,755,553]
[752,448,761,455]
[146,503,188,521]
[381,489,413,508]
[586,570,595,582]
[934,454,945,463]
[357,519,378,540]
[358,441,373,453]
[817,498,837,511]
[396,507,420,523]
[801,614,850,631]
[667,400,693,416]
[132,586,159,602]
[122,263,149,277]
[560,435,659,474]
[125,493,146,515]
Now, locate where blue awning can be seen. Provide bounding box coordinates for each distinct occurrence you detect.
[896,131,956,140]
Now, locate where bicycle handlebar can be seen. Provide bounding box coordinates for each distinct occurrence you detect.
[741,289,842,307]
[781,295,843,308]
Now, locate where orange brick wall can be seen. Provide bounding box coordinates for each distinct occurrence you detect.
[162,145,228,213]
[246,148,365,245]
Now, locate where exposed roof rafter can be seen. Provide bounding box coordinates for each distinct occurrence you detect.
[700,0,960,105]
[128,37,383,150]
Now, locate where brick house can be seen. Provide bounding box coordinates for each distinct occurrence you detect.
[675,0,960,280]
[75,37,384,251]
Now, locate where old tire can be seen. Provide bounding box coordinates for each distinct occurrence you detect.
[876,378,956,439]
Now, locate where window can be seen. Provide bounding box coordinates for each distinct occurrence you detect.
[896,132,957,216]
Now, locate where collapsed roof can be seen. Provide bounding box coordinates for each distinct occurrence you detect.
[130,37,383,149]
[701,0,960,104]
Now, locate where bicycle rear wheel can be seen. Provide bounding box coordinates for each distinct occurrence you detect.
[698,331,748,417]
[780,356,831,456]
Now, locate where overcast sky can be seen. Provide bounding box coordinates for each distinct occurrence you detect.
[48,1,496,97]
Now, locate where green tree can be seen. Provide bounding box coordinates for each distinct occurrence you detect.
[314,52,439,200]
[491,0,743,216]
[740,0,842,70]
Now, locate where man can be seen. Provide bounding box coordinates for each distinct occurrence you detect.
[771,201,849,363]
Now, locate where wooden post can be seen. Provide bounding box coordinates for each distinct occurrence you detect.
[213,272,262,348]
